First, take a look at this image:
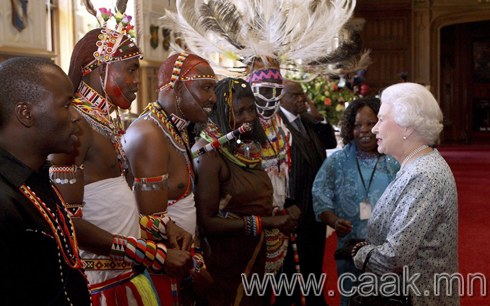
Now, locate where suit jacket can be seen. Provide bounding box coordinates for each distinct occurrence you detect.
[278,110,327,226]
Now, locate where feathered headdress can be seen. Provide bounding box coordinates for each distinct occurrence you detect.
[78,0,141,77]
[162,0,367,76]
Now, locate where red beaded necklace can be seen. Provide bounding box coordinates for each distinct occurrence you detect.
[73,82,128,175]
[19,184,82,269]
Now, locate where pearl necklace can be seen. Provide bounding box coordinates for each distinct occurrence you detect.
[401,144,429,168]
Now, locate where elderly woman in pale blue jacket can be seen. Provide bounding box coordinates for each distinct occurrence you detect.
[312,97,399,306]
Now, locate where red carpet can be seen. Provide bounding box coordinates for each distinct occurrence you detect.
[322,145,490,306]
[440,145,490,306]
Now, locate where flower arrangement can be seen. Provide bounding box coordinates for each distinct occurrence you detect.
[301,77,360,126]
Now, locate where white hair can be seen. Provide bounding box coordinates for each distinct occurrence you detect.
[380,82,443,145]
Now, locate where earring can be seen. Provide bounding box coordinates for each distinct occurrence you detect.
[403,136,407,140]
[175,95,186,119]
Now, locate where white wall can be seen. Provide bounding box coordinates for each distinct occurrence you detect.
[0,0,48,52]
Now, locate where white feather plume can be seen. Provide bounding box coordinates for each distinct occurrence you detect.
[162,0,359,75]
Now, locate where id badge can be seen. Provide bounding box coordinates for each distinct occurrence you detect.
[359,201,372,220]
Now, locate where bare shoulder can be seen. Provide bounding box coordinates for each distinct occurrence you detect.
[192,138,226,176]
[124,118,169,158]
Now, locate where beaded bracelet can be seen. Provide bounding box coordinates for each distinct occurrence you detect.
[49,164,84,185]
[351,241,369,258]
[243,215,263,236]
[110,234,128,260]
[112,235,168,271]
[192,252,205,274]
[139,212,172,240]
[64,201,85,218]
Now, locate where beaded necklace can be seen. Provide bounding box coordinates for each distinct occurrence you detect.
[144,102,190,151]
[19,184,82,269]
[73,82,128,175]
[201,124,262,168]
[259,116,290,174]
[142,102,193,205]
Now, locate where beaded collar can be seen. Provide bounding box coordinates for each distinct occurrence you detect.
[19,184,81,269]
[73,81,128,174]
[201,123,262,168]
[143,102,190,151]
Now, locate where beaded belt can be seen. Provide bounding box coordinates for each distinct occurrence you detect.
[82,258,132,270]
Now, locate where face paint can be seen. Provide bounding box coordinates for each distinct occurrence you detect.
[251,82,284,119]
[102,59,139,110]
[247,68,284,119]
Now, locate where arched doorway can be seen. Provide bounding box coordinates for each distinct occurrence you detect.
[440,20,490,144]
[430,10,490,144]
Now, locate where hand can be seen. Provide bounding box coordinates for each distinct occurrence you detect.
[164,248,193,277]
[166,221,193,250]
[263,214,298,235]
[286,205,301,222]
[334,218,353,237]
[305,96,323,121]
[192,267,214,297]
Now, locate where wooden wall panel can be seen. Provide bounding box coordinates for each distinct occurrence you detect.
[355,1,412,95]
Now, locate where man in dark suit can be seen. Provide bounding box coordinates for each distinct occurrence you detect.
[275,80,336,306]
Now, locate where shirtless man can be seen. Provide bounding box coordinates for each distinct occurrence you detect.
[49,27,192,304]
[123,52,217,304]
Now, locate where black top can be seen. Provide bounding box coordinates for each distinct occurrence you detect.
[0,146,91,305]
[278,111,328,224]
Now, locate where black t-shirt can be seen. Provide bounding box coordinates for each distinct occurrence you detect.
[0,147,91,305]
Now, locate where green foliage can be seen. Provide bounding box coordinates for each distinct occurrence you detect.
[301,77,360,126]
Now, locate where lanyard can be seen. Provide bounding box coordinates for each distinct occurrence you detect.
[355,155,380,201]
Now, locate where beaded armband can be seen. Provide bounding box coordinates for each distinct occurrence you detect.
[243,215,263,237]
[140,211,172,240]
[109,234,168,271]
[132,174,169,191]
[49,164,84,185]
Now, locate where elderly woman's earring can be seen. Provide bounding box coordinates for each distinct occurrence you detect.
[403,136,407,140]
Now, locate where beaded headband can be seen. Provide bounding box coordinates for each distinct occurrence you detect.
[159,52,217,92]
[82,8,142,76]
[246,68,283,84]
